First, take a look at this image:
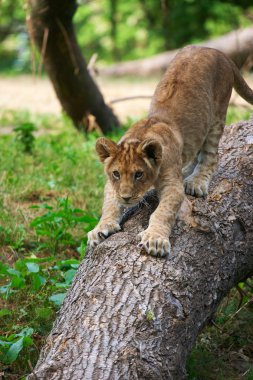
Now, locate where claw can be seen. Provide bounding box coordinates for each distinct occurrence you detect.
[184,175,209,198]
[98,232,107,239]
[88,221,121,248]
[138,228,171,258]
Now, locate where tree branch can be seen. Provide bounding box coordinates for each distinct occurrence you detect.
[27,119,253,379]
[101,28,253,76]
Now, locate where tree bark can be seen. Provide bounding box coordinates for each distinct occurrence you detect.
[27,119,253,379]
[27,0,120,133]
[101,27,253,76]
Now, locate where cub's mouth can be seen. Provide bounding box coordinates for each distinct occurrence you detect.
[121,200,138,207]
[118,197,140,207]
[118,187,154,207]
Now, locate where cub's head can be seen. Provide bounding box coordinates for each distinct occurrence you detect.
[96,137,163,206]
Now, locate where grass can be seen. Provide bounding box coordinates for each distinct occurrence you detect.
[226,106,252,126]
[0,106,252,379]
[0,109,105,378]
[187,284,253,380]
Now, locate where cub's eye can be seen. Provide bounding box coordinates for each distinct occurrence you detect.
[112,170,120,180]
[134,171,143,180]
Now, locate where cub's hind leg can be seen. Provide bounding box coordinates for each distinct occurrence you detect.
[184,120,224,197]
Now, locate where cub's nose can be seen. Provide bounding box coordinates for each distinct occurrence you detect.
[122,196,131,202]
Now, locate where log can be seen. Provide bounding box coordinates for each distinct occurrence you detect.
[101,28,253,77]
[27,0,120,133]
[27,119,253,379]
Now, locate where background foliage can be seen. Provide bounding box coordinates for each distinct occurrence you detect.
[0,0,253,73]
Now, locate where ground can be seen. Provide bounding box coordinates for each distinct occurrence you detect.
[0,75,157,124]
[0,74,252,128]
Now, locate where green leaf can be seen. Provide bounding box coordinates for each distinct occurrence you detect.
[56,259,80,268]
[0,284,11,295]
[0,262,10,275]
[0,309,12,318]
[22,336,33,348]
[17,327,34,336]
[4,333,16,341]
[77,215,98,223]
[26,262,40,273]
[35,307,52,319]
[63,269,77,285]
[17,327,34,337]
[15,260,27,273]
[49,292,66,307]
[10,276,25,289]
[41,204,53,210]
[54,283,68,288]
[24,256,55,263]
[7,268,21,277]
[3,337,24,363]
[0,339,12,346]
[31,274,46,291]
[77,240,87,260]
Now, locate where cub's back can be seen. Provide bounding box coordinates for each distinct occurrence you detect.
[149,46,235,137]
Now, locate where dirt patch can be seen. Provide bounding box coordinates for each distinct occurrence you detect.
[19,190,58,203]
[0,75,157,122]
[0,74,252,123]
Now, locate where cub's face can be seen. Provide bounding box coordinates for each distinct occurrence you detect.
[96,137,163,206]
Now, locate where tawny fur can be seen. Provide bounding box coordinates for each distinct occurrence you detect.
[88,46,253,257]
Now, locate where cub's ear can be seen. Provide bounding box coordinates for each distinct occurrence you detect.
[96,137,118,163]
[138,139,163,165]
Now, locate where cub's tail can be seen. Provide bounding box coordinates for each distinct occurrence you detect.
[231,60,253,105]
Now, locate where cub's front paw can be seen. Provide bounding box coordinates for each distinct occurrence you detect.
[138,229,171,257]
[88,221,121,248]
[184,175,209,197]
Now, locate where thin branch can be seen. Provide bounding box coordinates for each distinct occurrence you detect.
[110,95,152,104]
[38,27,49,76]
[26,15,37,78]
[28,360,39,380]
[225,296,253,324]
[235,284,249,309]
[56,18,80,75]
[87,53,98,76]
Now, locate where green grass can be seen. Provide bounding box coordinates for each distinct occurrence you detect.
[0,110,105,378]
[0,106,252,379]
[187,284,253,379]
[226,106,252,126]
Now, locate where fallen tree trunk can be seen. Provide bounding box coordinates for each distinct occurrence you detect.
[27,0,120,133]
[101,27,253,76]
[28,119,253,379]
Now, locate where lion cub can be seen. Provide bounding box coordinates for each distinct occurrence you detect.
[88,46,253,257]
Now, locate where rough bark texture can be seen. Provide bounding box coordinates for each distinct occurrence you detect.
[101,28,253,77]
[28,0,120,133]
[28,120,253,379]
